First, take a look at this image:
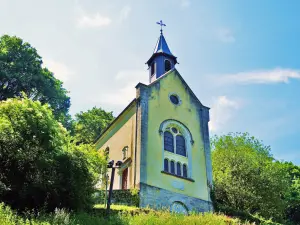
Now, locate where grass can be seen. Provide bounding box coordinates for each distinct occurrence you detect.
[0,202,262,225]
[94,204,139,211]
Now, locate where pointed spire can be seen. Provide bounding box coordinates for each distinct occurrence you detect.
[153,34,173,56]
[146,21,178,83]
[146,33,177,65]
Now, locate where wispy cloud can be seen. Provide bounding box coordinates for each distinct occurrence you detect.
[43,59,74,82]
[209,96,241,132]
[181,0,191,8]
[120,6,131,22]
[217,68,300,85]
[77,13,111,28]
[98,70,148,106]
[217,28,235,43]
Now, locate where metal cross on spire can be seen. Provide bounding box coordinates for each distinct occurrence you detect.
[156,20,166,34]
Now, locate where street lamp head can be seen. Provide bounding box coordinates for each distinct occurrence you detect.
[107,160,114,168]
[116,160,123,167]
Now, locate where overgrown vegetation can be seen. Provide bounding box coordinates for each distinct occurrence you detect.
[0,97,106,211]
[212,132,300,224]
[0,202,257,225]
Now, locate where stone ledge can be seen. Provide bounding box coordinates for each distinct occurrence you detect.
[161,171,195,182]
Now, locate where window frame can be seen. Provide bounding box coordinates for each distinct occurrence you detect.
[160,120,194,179]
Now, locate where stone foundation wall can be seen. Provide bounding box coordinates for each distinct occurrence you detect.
[139,183,213,213]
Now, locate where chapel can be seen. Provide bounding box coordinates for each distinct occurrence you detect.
[95,22,213,213]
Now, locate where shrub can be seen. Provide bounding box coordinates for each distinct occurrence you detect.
[0,98,106,211]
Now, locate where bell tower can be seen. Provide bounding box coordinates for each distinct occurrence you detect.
[146,20,178,83]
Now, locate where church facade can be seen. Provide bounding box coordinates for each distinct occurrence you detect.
[95,27,213,213]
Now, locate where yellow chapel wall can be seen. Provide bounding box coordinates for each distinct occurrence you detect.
[95,102,137,190]
[145,71,210,201]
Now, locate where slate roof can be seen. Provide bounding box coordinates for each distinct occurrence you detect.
[146,33,177,65]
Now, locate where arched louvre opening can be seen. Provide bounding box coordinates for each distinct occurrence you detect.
[165,59,171,72]
[170,161,175,174]
[164,158,169,172]
[176,162,181,176]
[176,135,186,156]
[151,62,155,76]
[164,131,174,153]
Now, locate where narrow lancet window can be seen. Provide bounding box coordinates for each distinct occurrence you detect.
[176,135,186,156]
[164,131,174,153]
[176,162,181,176]
[183,164,187,178]
[170,161,175,174]
[164,158,169,172]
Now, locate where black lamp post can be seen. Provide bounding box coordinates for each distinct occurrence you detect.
[106,160,123,215]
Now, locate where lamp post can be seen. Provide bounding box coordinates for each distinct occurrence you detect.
[106,160,123,215]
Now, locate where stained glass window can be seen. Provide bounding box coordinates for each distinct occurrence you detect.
[171,127,178,133]
[176,135,186,156]
[176,162,181,176]
[183,164,187,178]
[164,158,169,172]
[170,161,175,174]
[164,131,174,153]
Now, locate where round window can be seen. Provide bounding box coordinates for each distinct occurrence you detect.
[170,94,180,105]
[171,127,178,133]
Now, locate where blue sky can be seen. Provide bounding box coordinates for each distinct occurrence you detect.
[1,0,299,164]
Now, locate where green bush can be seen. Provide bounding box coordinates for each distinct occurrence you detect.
[93,189,140,207]
[0,98,106,212]
[212,133,289,222]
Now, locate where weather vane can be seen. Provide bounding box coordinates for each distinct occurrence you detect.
[156,20,166,34]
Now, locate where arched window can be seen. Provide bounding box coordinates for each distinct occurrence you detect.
[164,159,169,172]
[170,161,175,174]
[165,59,171,72]
[176,135,186,156]
[160,120,193,179]
[176,162,181,176]
[164,131,174,153]
[183,164,187,178]
[151,62,155,76]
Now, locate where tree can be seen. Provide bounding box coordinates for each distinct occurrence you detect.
[0,35,71,128]
[0,97,106,211]
[282,162,300,223]
[74,107,114,144]
[211,132,289,222]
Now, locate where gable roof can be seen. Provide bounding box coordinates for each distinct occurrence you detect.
[93,98,136,144]
[148,68,210,110]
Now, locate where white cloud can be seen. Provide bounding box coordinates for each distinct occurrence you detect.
[181,0,191,8]
[120,6,131,22]
[77,13,111,28]
[99,70,148,106]
[209,96,241,132]
[218,68,300,85]
[217,28,235,43]
[43,59,73,82]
